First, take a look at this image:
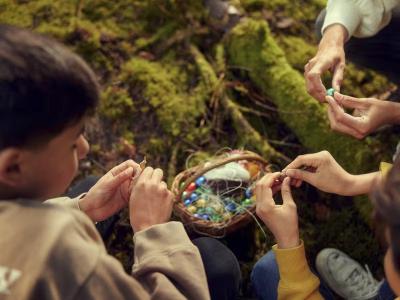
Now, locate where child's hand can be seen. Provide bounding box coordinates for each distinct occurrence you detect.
[129,167,174,232]
[79,160,141,222]
[255,172,300,249]
[283,151,354,195]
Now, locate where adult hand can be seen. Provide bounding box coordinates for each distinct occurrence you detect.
[305,24,347,102]
[326,92,400,139]
[79,160,141,222]
[129,167,174,232]
[284,151,380,196]
[255,172,300,249]
[283,151,354,196]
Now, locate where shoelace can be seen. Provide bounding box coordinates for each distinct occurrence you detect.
[345,264,379,297]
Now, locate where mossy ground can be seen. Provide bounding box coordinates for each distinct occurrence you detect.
[1,1,397,298]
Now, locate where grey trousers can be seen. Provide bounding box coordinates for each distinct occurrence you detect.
[316,8,400,85]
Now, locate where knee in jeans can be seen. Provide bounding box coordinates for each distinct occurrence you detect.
[251,251,278,281]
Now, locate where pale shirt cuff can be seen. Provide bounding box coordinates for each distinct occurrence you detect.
[322,0,361,40]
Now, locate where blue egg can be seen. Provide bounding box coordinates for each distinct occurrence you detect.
[225,203,237,212]
[184,199,192,206]
[245,188,252,199]
[195,176,206,187]
[190,192,199,202]
[201,214,210,220]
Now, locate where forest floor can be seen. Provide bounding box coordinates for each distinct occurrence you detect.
[1,1,398,298]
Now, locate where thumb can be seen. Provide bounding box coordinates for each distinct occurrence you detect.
[281,177,295,206]
[285,169,314,185]
[107,167,134,190]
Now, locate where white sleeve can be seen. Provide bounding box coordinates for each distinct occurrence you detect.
[322,0,399,39]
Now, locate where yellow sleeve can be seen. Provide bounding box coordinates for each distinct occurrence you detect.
[380,162,392,177]
[273,241,323,300]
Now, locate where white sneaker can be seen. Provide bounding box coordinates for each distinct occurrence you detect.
[316,248,381,300]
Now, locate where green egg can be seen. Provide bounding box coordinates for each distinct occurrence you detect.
[211,215,223,222]
[197,208,206,214]
[243,198,253,206]
[326,88,335,97]
[205,207,215,214]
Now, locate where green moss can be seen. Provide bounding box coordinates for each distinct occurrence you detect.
[120,58,206,137]
[0,0,75,28]
[100,86,134,120]
[277,36,316,70]
[135,22,179,50]
[226,19,379,173]
[65,20,117,73]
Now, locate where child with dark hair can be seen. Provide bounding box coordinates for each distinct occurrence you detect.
[0,25,240,299]
[251,150,400,299]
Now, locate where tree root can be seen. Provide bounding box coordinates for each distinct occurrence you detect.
[189,43,289,163]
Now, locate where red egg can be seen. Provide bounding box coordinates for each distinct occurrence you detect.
[186,182,196,192]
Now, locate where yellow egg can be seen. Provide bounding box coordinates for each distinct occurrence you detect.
[187,206,197,214]
[195,199,206,208]
[222,213,231,222]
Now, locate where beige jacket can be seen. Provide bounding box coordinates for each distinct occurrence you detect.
[322,0,400,38]
[0,199,210,299]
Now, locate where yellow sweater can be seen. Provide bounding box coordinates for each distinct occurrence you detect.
[380,161,392,176]
[273,242,323,300]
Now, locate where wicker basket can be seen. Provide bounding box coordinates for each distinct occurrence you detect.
[171,150,270,237]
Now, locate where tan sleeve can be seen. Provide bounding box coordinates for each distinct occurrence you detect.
[74,221,210,300]
[44,195,85,210]
[49,212,209,300]
[132,222,211,300]
[73,252,150,300]
[273,242,323,300]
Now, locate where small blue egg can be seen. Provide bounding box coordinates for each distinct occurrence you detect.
[195,176,206,187]
[201,214,210,220]
[190,192,199,202]
[225,203,237,212]
[184,199,192,206]
[245,188,252,199]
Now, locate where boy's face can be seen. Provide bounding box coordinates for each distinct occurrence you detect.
[18,119,89,199]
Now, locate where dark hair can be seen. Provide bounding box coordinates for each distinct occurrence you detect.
[372,157,400,272]
[0,24,99,149]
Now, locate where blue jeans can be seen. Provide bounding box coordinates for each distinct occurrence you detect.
[251,251,396,300]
